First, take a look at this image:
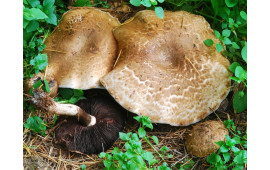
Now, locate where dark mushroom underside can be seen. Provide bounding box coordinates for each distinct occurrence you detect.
[54,90,126,155]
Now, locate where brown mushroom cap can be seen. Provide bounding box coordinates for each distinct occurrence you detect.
[185,120,229,157]
[100,10,231,126]
[44,8,120,89]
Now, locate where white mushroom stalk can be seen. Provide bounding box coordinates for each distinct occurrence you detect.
[31,89,96,126]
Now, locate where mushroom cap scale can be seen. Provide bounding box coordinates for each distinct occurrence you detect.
[100,10,231,126]
[44,8,120,90]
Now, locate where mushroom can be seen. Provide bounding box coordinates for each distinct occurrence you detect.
[54,89,126,154]
[100,10,231,126]
[185,120,229,157]
[27,8,125,154]
[24,7,120,96]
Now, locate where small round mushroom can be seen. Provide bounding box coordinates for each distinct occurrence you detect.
[185,120,229,157]
[100,10,231,126]
[54,89,126,154]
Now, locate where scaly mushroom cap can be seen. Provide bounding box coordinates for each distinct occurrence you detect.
[44,8,120,89]
[185,121,229,157]
[100,10,231,126]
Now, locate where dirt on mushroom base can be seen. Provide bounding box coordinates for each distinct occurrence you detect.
[23,4,247,170]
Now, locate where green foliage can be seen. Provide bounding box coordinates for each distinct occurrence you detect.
[75,0,111,8]
[207,120,247,169]
[24,116,47,136]
[54,88,86,104]
[23,0,68,135]
[23,0,65,79]
[201,0,247,113]
[99,116,173,169]
[129,0,165,19]
[81,164,86,170]
[174,158,195,170]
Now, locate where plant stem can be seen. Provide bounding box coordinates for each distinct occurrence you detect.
[143,136,165,162]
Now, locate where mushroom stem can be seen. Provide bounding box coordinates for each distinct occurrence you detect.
[31,89,96,126]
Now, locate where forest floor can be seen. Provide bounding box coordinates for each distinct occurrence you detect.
[23,3,247,170]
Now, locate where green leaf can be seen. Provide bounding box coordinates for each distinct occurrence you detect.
[43,0,55,8]
[231,146,240,153]
[229,62,241,73]
[216,43,223,52]
[58,88,73,99]
[33,80,43,89]
[134,116,141,122]
[26,20,39,32]
[142,152,158,166]
[27,0,40,8]
[220,144,229,153]
[241,44,247,62]
[232,42,240,49]
[81,164,86,170]
[222,22,228,29]
[150,0,158,6]
[43,79,51,93]
[125,142,133,151]
[223,37,232,45]
[23,8,48,20]
[99,152,106,158]
[235,66,247,80]
[225,135,237,147]
[151,135,159,145]
[225,0,238,7]
[24,116,47,135]
[223,152,230,163]
[232,165,244,170]
[73,89,84,97]
[130,0,141,7]
[158,0,164,3]
[45,12,57,25]
[131,133,140,142]
[222,29,231,37]
[233,150,247,164]
[240,11,247,20]
[207,153,221,164]
[141,116,153,130]
[167,154,173,158]
[75,0,92,6]
[30,53,48,71]
[141,0,151,7]
[103,160,111,168]
[155,6,164,19]
[204,39,214,46]
[233,91,247,113]
[119,132,131,141]
[215,141,225,147]
[214,30,221,38]
[138,127,146,138]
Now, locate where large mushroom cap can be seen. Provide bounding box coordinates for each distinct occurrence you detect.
[185,120,229,157]
[44,8,120,89]
[100,10,231,126]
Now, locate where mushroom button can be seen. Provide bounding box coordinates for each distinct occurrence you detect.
[101,10,231,126]
[185,120,229,157]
